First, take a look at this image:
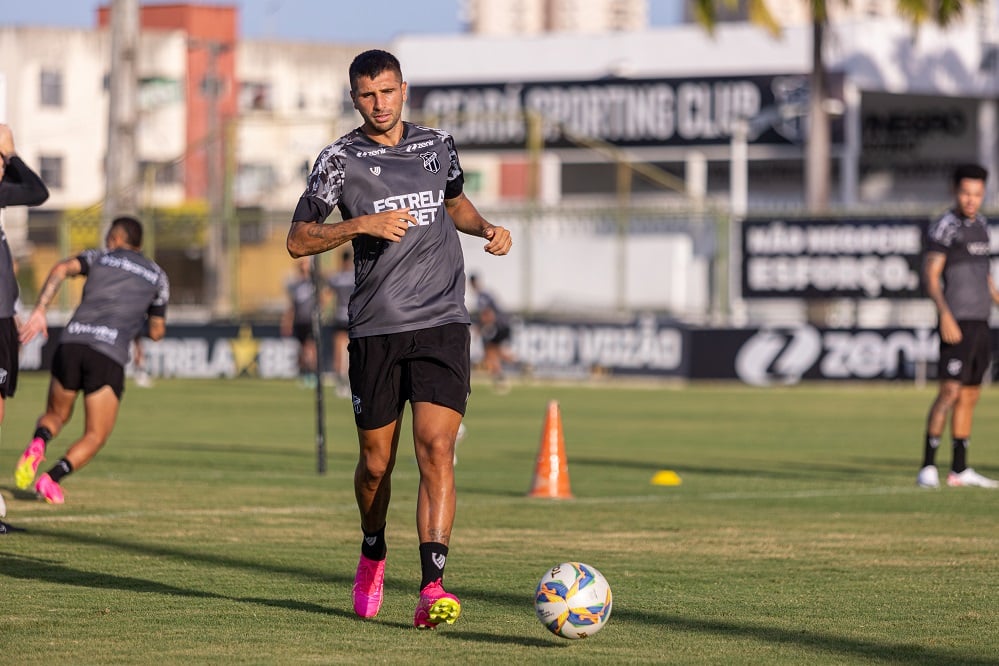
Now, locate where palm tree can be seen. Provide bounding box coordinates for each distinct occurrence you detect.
[691,0,982,212]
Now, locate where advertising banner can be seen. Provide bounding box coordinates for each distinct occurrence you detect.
[688,325,942,385]
[510,315,688,379]
[741,217,929,299]
[409,73,842,150]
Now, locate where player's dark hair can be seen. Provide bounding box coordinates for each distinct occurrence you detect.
[111,215,143,248]
[349,50,402,90]
[952,163,988,187]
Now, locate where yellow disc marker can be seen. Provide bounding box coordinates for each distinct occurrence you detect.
[651,470,682,486]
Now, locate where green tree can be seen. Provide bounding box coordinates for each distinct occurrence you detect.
[691,0,981,212]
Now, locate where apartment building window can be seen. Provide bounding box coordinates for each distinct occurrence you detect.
[139,160,182,185]
[239,81,273,112]
[235,163,277,202]
[39,155,64,189]
[40,69,64,107]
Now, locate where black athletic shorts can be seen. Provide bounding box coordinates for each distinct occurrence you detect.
[0,317,19,398]
[52,343,126,400]
[292,322,313,344]
[481,322,511,346]
[348,323,471,430]
[938,320,992,386]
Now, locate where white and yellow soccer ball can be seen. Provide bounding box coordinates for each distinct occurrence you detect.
[534,561,613,639]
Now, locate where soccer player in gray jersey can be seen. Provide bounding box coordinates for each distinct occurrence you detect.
[14,216,169,504]
[918,164,999,489]
[287,50,512,628]
[0,123,49,532]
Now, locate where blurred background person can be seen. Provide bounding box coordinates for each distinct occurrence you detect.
[468,273,514,392]
[14,216,169,505]
[327,248,354,397]
[281,258,322,388]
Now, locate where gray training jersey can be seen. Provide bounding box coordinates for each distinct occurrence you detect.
[60,247,170,366]
[926,208,993,321]
[299,122,470,338]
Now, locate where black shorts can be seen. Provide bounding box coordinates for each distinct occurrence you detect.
[481,323,511,346]
[293,322,314,344]
[938,320,992,386]
[348,323,471,430]
[0,317,19,398]
[52,343,126,399]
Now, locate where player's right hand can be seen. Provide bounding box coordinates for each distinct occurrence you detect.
[18,308,48,345]
[940,313,962,345]
[366,208,416,242]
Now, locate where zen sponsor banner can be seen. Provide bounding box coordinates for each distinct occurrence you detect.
[510,315,687,378]
[688,325,948,385]
[409,73,841,149]
[741,217,928,299]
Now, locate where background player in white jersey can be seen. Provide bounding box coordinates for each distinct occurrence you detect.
[0,123,49,533]
[918,164,999,489]
[287,49,512,628]
[14,216,169,504]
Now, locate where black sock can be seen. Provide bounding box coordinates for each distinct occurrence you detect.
[33,426,53,444]
[47,458,74,483]
[921,434,940,468]
[360,524,386,561]
[951,438,968,473]
[419,542,449,589]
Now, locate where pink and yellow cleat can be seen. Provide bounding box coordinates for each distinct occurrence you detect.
[413,579,461,629]
[14,439,45,491]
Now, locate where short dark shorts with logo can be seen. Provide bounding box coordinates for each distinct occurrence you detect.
[348,323,471,430]
[52,343,126,399]
[938,320,992,386]
[0,317,19,398]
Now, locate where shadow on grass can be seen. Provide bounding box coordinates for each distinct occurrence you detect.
[113,439,357,463]
[0,551,352,619]
[619,609,994,666]
[1,539,991,661]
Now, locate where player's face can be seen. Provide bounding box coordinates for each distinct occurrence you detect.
[351,70,407,143]
[955,177,985,219]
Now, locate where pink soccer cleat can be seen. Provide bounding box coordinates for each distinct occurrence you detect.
[352,554,386,618]
[34,473,65,505]
[413,579,461,629]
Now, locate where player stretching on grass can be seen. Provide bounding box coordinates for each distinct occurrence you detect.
[287,49,512,628]
[14,216,169,503]
[918,164,999,489]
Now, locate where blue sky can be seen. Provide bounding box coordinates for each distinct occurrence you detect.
[2,0,684,43]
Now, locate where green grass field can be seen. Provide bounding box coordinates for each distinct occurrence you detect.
[1,374,997,664]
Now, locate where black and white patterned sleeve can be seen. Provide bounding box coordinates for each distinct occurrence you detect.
[304,139,349,208]
[442,132,464,199]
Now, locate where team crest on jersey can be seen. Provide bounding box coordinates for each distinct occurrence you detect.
[421,152,440,174]
[369,166,381,176]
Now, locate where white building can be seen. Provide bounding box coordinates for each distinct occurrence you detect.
[462,0,648,35]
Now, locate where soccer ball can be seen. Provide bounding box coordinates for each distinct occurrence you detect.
[534,561,613,639]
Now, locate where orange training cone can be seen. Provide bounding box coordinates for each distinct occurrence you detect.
[528,400,573,499]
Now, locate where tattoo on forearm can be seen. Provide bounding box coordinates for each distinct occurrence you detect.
[38,275,63,308]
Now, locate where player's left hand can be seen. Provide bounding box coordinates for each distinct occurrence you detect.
[483,225,512,256]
